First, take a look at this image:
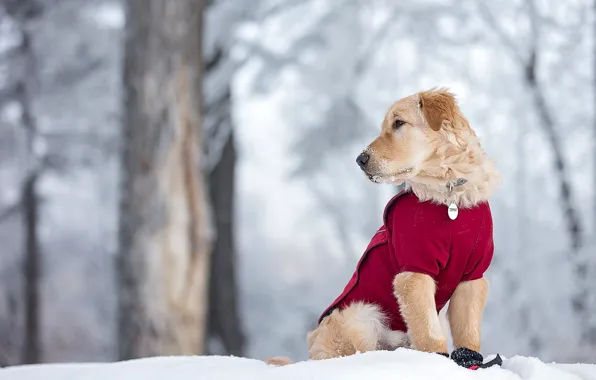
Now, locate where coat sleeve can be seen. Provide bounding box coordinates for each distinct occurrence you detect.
[461,210,494,282]
[390,204,450,278]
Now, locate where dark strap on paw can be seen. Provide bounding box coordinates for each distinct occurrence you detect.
[451,347,483,368]
[464,353,503,370]
[477,354,503,369]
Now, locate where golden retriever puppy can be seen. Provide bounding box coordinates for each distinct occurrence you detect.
[268,88,500,369]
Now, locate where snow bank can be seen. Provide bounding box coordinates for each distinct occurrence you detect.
[1,349,594,380]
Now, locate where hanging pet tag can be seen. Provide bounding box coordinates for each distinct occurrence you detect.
[448,203,458,220]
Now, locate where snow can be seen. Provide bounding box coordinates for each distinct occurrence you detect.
[1,350,595,380]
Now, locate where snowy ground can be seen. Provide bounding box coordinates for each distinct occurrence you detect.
[1,349,595,380]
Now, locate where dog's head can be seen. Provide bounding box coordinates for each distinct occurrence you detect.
[356,88,473,184]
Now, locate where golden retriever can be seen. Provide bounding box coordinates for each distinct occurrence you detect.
[267,88,500,367]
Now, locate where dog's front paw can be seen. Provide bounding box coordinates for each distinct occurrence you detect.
[450,347,483,368]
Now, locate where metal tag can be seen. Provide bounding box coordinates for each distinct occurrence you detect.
[448,203,458,220]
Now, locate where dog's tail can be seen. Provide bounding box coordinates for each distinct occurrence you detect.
[265,356,293,366]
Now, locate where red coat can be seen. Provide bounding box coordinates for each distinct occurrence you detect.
[319,190,494,332]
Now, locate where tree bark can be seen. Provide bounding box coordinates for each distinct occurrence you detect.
[118,0,211,359]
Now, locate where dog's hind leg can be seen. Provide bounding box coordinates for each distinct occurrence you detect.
[307,302,388,360]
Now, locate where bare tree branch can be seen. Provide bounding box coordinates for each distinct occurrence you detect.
[0,83,20,107]
[524,0,583,253]
[475,0,584,256]
[476,0,525,65]
[0,202,20,223]
[46,58,103,91]
[258,0,310,21]
[309,181,358,259]
[204,47,223,73]
[353,9,398,76]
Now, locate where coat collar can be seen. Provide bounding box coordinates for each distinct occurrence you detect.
[382,177,467,224]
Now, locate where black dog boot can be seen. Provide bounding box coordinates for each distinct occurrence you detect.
[450,347,484,369]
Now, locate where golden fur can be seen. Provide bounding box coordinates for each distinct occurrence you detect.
[363,88,500,208]
[306,303,409,360]
[393,272,448,353]
[447,278,488,352]
[266,88,499,365]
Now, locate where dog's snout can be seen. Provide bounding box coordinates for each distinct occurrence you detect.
[356,152,370,169]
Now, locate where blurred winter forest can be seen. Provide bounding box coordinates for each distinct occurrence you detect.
[0,0,595,367]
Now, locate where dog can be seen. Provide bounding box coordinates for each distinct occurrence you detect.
[267,88,500,368]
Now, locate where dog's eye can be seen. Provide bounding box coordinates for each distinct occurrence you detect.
[393,120,406,129]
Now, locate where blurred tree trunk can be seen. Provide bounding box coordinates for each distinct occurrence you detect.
[479,0,591,350]
[526,0,595,347]
[21,171,40,364]
[4,0,45,364]
[525,45,590,340]
[118,0,211,359]
[589,0,596,345]
[204,82,245,353]
[593,0,596,244]
[524,54,582,253]
[207,128,244,355]
[202,0,246,354]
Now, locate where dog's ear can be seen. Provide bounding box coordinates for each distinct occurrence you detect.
[419,89,458,131]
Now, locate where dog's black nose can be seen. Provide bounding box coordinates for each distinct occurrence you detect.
[356,152,370,169]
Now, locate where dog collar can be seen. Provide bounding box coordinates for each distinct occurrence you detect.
[446,178,467,220]
[446,178,468,191]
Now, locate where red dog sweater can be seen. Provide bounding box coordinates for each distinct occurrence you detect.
[319,190,494,332]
